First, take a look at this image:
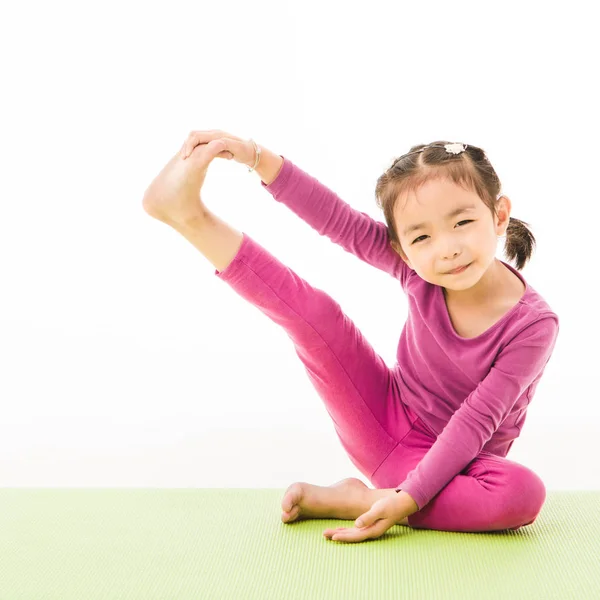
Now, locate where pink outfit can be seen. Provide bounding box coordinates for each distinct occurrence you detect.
[214,156,559,532]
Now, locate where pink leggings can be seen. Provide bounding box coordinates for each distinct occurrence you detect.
[216,233,546,532]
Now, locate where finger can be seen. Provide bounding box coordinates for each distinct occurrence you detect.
[181,131,217,159]
[207,140,233,161]
[206,139,227,159]
[332,519,392,543]
[216,137,241,157]
[355,497,388,528]
[330,527,371,543]
[328,524,371,540]
[184,139,226,164]
[181,130,226,159]
[355,511,375,528]
[199,138,237,162]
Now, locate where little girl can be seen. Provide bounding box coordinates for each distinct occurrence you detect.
[143,134,559,533]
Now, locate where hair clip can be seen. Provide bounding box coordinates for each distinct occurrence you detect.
[444,143,467,154]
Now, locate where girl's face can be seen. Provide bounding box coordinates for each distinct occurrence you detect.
[393,177,511,290]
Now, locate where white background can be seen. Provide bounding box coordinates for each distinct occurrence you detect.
[1,0,597,491]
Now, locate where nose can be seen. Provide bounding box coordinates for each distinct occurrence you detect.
[440,243,461,261]
[439,242,462,269]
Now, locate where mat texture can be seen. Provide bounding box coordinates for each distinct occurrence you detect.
[0,489,598,599]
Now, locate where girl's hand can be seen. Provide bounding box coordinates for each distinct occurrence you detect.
[180,130,257,168]
[323,493,416,544]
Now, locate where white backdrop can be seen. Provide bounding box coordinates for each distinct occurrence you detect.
[1,0,598,490]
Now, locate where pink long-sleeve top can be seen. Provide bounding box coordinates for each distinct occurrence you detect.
[258,156,559,510]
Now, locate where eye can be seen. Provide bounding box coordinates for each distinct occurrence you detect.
[411,220,474,245]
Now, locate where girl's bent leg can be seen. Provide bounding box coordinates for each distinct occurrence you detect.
[214,232,413,479]
[412,453,547,532]
[375,441,547,532]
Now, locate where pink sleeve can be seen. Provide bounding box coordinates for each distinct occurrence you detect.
[260,156,413,288]
[395,316,559,510]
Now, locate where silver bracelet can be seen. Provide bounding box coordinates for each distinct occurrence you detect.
[247,138,262,173]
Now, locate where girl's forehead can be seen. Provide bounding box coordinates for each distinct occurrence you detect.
[396,179,479,214]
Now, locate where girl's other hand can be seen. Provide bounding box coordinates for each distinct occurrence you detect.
[180,130,256,168]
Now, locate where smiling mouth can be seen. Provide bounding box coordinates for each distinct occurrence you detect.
[445,262,471,274]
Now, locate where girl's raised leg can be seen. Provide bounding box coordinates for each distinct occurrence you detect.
[203,227,414,479]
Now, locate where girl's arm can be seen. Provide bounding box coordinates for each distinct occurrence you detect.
[256,147,410,285]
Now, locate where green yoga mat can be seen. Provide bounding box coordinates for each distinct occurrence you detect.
[0,489,598,599]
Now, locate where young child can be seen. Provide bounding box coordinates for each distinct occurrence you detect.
[143,134,559,535]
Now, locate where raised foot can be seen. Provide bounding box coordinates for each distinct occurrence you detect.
[142,150,207,226]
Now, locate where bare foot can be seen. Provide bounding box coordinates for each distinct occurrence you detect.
[142,150,208,226]
[280,477,370,524]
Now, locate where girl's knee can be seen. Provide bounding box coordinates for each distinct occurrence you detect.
[508,464,547,524]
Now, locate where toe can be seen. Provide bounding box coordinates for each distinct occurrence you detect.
[281,483,304,513]
[282,505,301,523]
[281,491,297,513]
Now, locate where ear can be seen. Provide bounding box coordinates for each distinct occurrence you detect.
[495,195,512,236]
[391,240,413,269]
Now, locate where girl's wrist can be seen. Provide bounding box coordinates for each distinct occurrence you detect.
[250,144,284,185]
